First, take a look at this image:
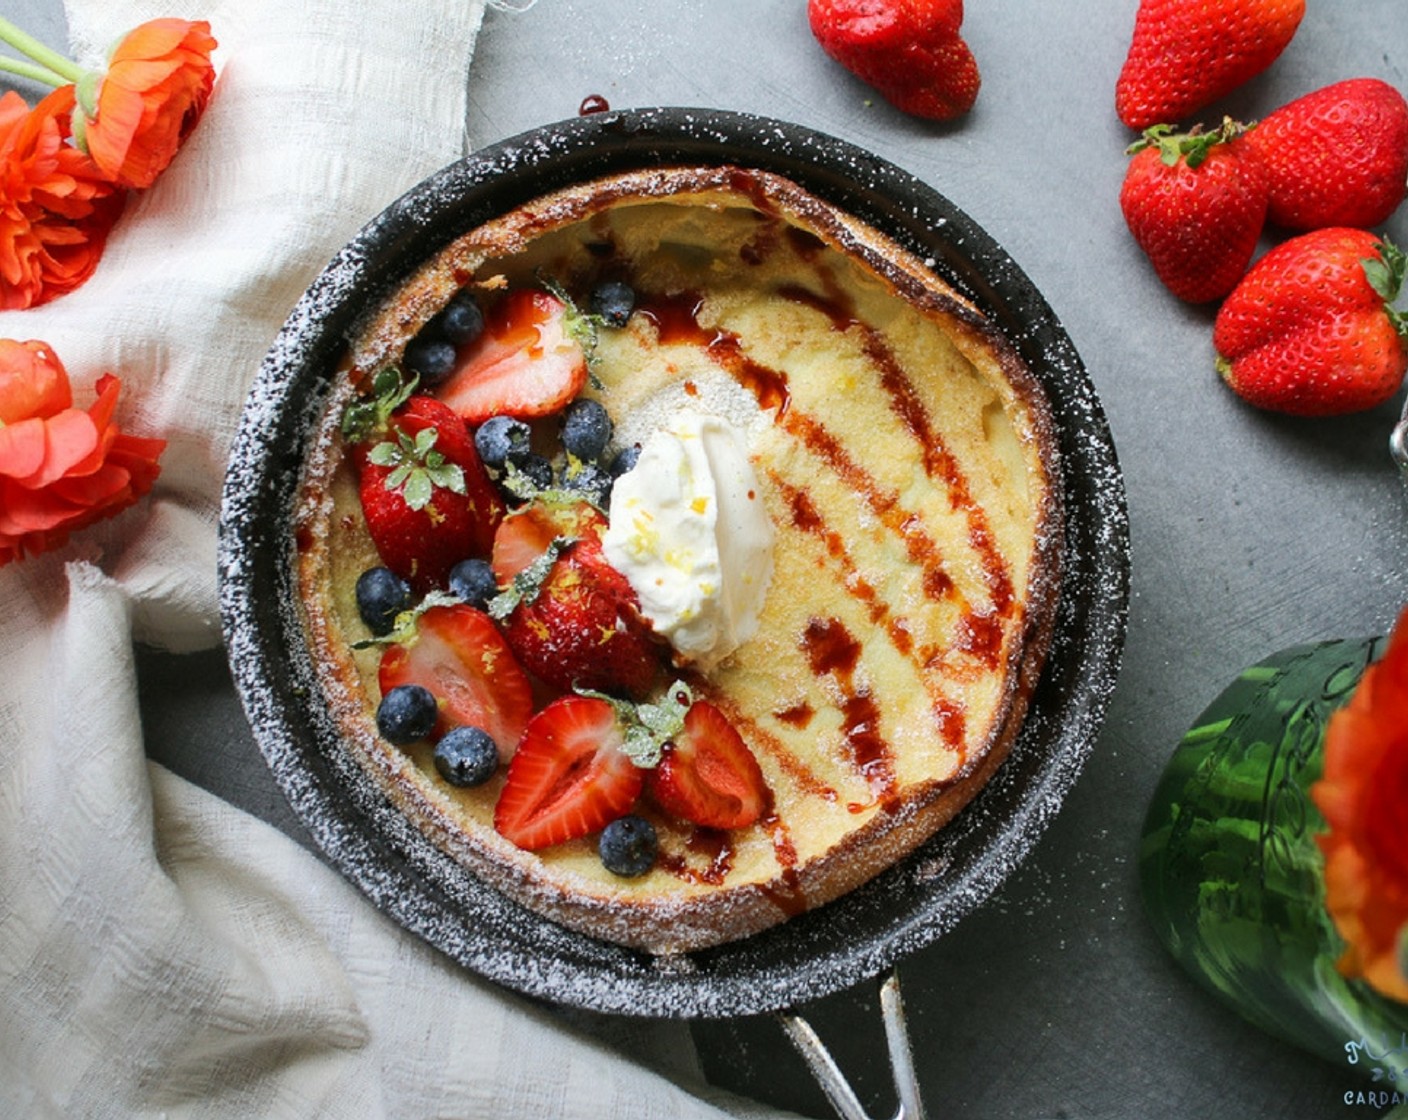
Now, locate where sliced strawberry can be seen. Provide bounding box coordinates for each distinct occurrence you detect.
[378,602,533,754]
[495,531,664,701]
[357,395,505,593]
[490,499,608,583]
[494,695,643,850]
[647,700,767,829]
[436,289,588,425]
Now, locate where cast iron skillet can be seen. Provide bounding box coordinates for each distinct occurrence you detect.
[218,107,1130,1020]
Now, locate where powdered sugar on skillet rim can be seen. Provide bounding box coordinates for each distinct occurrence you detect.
[217,106,1129,1019]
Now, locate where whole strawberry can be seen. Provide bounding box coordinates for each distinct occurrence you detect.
[807,0,979,121]
[1115,0,1305,131]
[1214,230,1408,416]
[346,377,505,593]
[1243,78,1408,231]
[490,503,664,701]
[1120,119,1269,303]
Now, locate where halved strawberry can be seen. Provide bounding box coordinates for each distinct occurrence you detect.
[377,602,533,754]
[490,499,608,583]
[436,289,589,425]
[357,394,505,593]
[647,700,767,829]
[494,531,664,701]
[494,695,643,850]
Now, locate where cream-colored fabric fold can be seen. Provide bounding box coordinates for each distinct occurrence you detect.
[0,1,786,1114]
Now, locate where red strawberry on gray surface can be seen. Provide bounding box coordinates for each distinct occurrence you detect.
[1243,78,1408,231]
[1214,229,1408,416]
[1115,0,1305,131]
[1120,119,1269,304]
[807,0,980,121]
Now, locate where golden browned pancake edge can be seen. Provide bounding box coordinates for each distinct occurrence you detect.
[293,165,1064,954]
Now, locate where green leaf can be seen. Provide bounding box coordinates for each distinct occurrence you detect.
[1126,118,1246,170]
[367,424,468,510]
[538,273,605,389]
[401,469,432,511]
[575,681,695,769]
[426,462,467,494]
[1364,238,1408,338]
[351,590,462,650]
[487,536,576,619]
[367,441,400,467]
[340,366,419,443]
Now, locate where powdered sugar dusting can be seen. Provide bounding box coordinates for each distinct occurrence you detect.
[217,107,1128,1019]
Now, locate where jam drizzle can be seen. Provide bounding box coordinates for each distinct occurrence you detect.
[772,473,966,754]
[658,827,734,886]
[801,616,899,807]
[861,327,1014,617]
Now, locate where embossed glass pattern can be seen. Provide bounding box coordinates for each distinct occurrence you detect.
[1141,636,1408,1090]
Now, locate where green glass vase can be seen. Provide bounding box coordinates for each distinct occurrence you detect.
[1140,635,1408,1092]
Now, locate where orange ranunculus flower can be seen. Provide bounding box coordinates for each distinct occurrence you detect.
[75,19,217,191]
[1312,606,1408,1004]
[0,87,126,309]
[0,339,165,565]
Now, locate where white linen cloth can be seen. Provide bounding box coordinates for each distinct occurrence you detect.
[0,1,793,1115]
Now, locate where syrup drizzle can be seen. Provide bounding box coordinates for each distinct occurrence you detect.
[801,616,900,807]
[773,473,966,752]
[637,291,791,417]
[640,278,1013,652]
[759,799,807,916]
[658,827,734,886]
[861,328,1014,615]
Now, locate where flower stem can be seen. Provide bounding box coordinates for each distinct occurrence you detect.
[0,16,84,85]
[0,53,68,89]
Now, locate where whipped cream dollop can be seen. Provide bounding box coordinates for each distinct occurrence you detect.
[603,407,774,669]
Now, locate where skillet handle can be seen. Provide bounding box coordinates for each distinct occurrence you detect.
[774,967,927,1120]
[1392,407,1408,501]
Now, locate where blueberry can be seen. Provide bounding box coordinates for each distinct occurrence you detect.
[598,815,658,877]
[437,294,484,346]
[609,443,641,478]
[433,725,500,787]
[589,280,635,328]
[561,398,613,461]
[376,684,438,744]
[404,337,457,386]
[517,452,555,492]
[561,460,613,508]
[448,557,498,609]
[474,415,532,471]
[355,566,412,635]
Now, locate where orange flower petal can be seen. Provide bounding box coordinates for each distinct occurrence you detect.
[0,476,86,533]
[0,339,72,422]
[110,18,208,63]
[49,458,133,507]
[32,408,103,486]
[0,90,30,137]
[0,347,163,563]
[1311,606,1408,1003]
[0,416,48,479]
[1,87,124,307]
[81,19,216,190]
